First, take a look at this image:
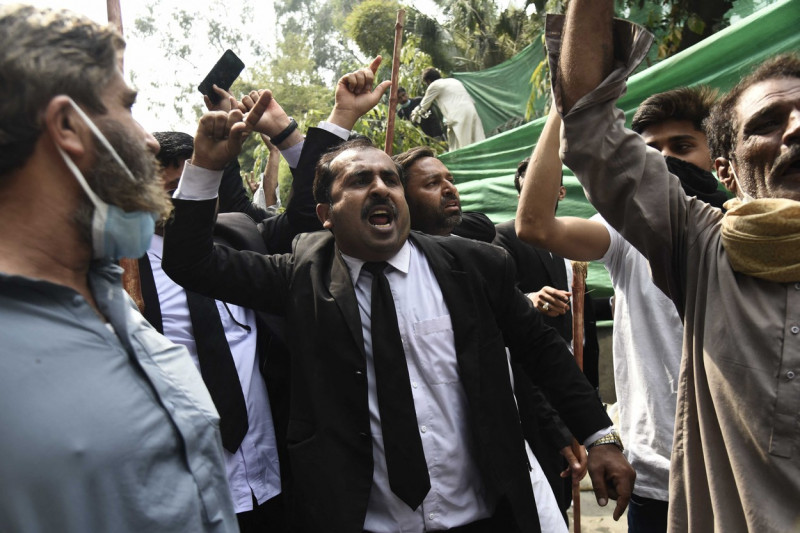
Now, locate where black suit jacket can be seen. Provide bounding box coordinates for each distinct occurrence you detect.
[163,199,611,533]
[493,220,572,342]
[493,220,600,388]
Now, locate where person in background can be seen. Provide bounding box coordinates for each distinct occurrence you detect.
[412,67,485,151]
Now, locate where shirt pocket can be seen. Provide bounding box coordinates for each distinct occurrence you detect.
[411,315,459,385]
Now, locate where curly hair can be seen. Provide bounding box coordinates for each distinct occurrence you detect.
[632,86,718,135]
[153,131,194,168]
[0,5,124,176]
[705,53,800,160]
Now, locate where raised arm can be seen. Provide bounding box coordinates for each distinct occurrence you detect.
[327,56,392,131]
[558,0,614,113]
[515,107,610,261]
[261,136,281,208]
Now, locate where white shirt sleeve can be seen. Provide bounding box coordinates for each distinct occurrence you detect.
[173,161,224,200]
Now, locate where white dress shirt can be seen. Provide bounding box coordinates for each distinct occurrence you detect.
[148,235,281,513]
[343,241,492,532]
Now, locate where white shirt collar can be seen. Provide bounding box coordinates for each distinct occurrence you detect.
[148,233,164,260]
[339,240,412,286]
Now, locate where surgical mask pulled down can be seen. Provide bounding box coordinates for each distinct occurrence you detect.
[56,98,157,261]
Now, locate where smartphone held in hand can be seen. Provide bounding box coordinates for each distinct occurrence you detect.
[198,49,245,105]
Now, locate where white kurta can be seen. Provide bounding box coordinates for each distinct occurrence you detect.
[417,78,485,151]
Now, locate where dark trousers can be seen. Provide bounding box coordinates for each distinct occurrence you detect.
[627,493,668,533]
[237,492,286,533]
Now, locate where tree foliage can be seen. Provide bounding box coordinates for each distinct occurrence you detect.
[131,0,767,194]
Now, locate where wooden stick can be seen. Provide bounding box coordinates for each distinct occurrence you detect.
[106,0,145,312]
[106,0,123,35]
[570,260,588,533]
[384,9,405,155]
[571,261,587,372]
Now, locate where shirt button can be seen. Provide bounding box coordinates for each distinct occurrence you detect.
[791,326,800,335]
[429,513,435,520]
[412,381,418,389]
[72,295,82,307]
[420,425,427,433]
[355,370,363,376]
[795,282,800,291]
[787,371,796,380]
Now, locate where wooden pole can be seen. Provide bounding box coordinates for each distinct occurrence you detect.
[106,0,123,35]
[384,9,405,155]
[570,260,589,533]
[107,0,145,312]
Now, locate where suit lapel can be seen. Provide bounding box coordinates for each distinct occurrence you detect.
[329,247,366,359]
[534,247,559,287]
[138,255,163,333]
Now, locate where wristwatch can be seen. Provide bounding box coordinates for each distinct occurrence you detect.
[587,431,624,452]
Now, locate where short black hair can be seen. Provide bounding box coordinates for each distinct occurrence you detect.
[392,146,435,188]
[631,86,717,135]
[514,157,530,194]
[706,53,800,160]
[313,138,404,204]
[514,156,562,194]
[422,67,441,84]
[153,131,193,168]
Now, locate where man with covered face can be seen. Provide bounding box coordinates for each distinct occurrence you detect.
[543,0,800,529]
[0,4,260,532]
[162,77,635,530]
[516,86,726,532]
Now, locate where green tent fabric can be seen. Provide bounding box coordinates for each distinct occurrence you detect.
[452,42,545,137]
[441,0,799,297]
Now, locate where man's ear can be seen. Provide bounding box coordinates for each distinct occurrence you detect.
[316,203,333,229]
[44,95,89,160]
[558,185,567,201]
[715,156,737,196]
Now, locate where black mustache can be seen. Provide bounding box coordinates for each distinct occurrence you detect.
[440,193,460,208]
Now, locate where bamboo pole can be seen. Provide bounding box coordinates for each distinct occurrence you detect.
[570,260,589,533]
[384,9,405,155]
[107,0,145,312]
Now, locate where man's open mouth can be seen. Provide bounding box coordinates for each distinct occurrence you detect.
[367,207,394,228]
[443,198,461,211]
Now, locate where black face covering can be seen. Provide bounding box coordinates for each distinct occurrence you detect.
[665,155,730,211]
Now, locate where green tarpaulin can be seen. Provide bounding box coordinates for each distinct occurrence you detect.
[453,42,545,136]
[441,0,800,297]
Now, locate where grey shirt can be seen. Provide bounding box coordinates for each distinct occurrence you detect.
[547,14,800,533]
[0,261,237,532]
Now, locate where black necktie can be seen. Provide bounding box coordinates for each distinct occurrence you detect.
[185,290,249,453]
[362,262,430,510]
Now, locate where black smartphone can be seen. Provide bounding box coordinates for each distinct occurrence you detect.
[198,49,245,105]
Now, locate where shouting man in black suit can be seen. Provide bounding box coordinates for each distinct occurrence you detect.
[162,66,634,532]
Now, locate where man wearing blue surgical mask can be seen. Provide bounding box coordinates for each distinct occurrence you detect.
[0,5,260,532]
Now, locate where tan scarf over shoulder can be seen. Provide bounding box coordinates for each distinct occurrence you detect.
[721,197,800,283]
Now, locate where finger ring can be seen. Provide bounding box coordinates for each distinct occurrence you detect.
[542,302,550,311]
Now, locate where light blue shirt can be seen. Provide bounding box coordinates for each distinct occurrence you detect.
[0,261,237,532]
